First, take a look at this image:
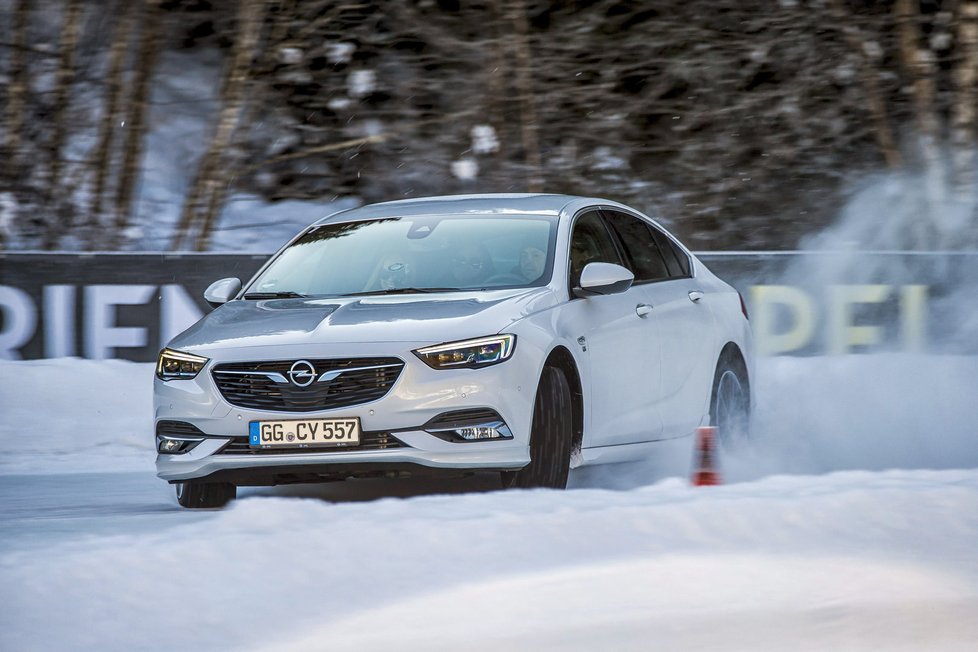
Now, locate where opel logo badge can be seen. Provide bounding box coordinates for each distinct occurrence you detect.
[287,360,317,387]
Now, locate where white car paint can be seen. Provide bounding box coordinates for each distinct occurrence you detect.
[154,194,752,489]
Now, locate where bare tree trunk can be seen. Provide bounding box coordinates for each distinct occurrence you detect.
[895,0,944,247]
[4,0,30,163]
[895,0,941,167]
[190,0,290,251]
[195,171,235,252]
[112,0,161,249]
[47,0,83,189]
[951,0,978,192]
[508,0,544,193]
[830,0,901,169]
[87,1,134,249]
[173,0,264,252]
[40,0,84,250]
[477,4,509,190]
[1,0,31,249]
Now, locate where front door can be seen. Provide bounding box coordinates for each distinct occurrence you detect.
[562,210,662,447]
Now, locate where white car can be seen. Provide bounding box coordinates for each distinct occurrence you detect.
[155,194,753,507]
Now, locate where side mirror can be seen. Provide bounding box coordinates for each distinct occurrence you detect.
[204,277,241,308]
[574,262,634,297]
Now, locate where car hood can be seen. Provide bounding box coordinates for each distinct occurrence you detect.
[168,288,558,352]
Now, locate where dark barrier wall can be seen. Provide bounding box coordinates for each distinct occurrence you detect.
[1,251,976,361]
[0,253,268,361]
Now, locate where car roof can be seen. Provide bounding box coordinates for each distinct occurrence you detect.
[313,193,595,225]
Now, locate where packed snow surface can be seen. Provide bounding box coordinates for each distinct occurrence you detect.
[1,354,977,651]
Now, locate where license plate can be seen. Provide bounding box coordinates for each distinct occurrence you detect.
[249,418,361,448]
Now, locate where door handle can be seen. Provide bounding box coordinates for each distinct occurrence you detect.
[635,303,653,318]
[688,290,704,303]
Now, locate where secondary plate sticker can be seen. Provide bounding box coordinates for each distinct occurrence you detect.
[249,418,361,448]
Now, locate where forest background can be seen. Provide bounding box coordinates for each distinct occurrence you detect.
[1,0,976,252]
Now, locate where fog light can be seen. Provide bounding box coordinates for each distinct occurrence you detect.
[456,426,504,440]
[156,435,203,454]
[426,419,513,443]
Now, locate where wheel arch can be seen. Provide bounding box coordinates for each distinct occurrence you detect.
[713,341,751,409]
[543,345,584,456]
[716,342,749,388]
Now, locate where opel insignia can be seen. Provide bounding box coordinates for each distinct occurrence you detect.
[155,194,753,507]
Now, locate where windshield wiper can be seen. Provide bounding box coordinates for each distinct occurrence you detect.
[243,291,308,300]
[342,287,462,297]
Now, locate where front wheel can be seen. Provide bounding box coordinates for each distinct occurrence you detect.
[175,480,236,508]
[709,358,750,447]
[501,366,573,489]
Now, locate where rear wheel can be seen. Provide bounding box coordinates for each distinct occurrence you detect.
[175,480,236,509]
[709,357,750,447]
[502,366,573,489]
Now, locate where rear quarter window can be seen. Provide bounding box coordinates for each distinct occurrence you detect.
[649,227,691,278]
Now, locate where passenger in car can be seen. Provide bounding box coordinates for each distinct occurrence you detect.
[370,254,413,290]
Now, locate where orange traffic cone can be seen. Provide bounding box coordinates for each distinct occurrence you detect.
[692,426,721,486]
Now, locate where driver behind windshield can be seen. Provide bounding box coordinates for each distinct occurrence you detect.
[451,243,494,287]
[518,246,546,282]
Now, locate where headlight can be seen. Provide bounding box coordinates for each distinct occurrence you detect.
[414,334,516,369]
[156,348,209,381]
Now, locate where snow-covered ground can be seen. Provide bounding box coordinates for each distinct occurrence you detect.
[3,468,977,652]
[1,354,977,651]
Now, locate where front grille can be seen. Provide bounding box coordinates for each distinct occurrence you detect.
[219,431,407,455]
[212,357,404,412]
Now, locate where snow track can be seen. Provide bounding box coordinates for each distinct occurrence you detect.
[1,355,977,650]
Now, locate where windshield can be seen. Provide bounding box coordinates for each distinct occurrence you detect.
[246,215,558,297]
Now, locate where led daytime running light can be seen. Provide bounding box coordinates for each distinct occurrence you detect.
[156,348,209,381]
[414,334,516,369]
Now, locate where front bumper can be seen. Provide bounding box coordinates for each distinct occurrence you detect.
[154,341,536,484]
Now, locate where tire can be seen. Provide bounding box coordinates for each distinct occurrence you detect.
[175,480,236,509]
[709,356,750,447]
[502,366,573,489]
